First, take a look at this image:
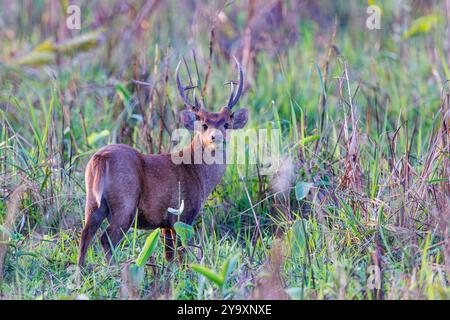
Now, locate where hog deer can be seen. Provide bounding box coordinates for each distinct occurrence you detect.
[77,57,248,267]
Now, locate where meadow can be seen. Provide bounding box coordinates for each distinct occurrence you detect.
[0,0,449,300]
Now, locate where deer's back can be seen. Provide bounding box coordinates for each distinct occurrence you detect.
[86,144,145,209]
[86,144,204,229]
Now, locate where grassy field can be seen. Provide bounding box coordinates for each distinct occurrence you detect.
[0,0,449,300]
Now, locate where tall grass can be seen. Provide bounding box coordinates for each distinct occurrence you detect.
[0,0,449,299]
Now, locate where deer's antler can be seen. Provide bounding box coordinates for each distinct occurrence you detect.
[176,55,243,111]
[175,59,202,112]
[226,55,243,110]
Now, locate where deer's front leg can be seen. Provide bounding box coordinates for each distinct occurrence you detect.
[161,228,176,261]
[161,227,186,263]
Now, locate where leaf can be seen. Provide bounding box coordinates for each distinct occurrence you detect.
[426,177,449,184]
[167,200,184,216]
[437,47,450,80]
[34,39,56,52]
[191,253,240,291]
[191,264,224,287]
[403,14,443,39]
[290,100,299,142]
[115,84,132,115]
[314,62,327,101]
[129,263,144,287]
[295,182,314,201]
[135,228,160,267]
[173,221,194,246]
[167,207,181,215]
[130,114,144,122]
[16,251,39,259]
[12,38,56,67]
[220,254,239,283]
[291,134,320,150]
[179,200,184,215]
[299,135,320,145]
[55,30,103,54]
[87,129,110,145]
[11,31,102,68]
[285,287,302,300]
[15,51,56,67]
[289,219,308,252]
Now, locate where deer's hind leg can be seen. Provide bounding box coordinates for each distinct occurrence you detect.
[78,195,108,267]
[100,201,136,265]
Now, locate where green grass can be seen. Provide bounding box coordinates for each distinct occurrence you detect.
[1,1,449,300]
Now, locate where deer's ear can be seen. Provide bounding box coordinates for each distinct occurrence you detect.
[231,108,248,129]
[180,110,197,131]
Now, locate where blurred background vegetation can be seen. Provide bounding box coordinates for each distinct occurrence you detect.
[0,0,449,299]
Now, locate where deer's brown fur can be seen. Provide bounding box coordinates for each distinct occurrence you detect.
[78,57,247,267]
[78,107,248,266]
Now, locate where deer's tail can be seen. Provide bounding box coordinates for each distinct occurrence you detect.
[89,154,109,208]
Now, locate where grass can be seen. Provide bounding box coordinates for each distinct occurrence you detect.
[0,1,449,300]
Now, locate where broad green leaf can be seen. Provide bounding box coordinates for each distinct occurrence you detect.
[135,228,160,267]
[173,221,194,246]
[55,30,103,53]
[34,39,55,52]
[11,31,102,68]
[15,51,55,67]
[295,182,314,201]
[191,264,224,287]
[403,14,443,39]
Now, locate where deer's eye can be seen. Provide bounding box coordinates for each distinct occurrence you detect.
[224,123,229,129]
[202,124,208,130]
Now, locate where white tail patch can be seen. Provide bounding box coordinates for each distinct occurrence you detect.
[91,156,108,207]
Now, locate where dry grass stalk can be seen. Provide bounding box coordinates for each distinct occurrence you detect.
[337,60,365,219]
[0,186,25,283]
[201,28,215,100]
[270,155,295,223]
[249,239,288,300]
[120,262,140,300]
[430,92,450,275]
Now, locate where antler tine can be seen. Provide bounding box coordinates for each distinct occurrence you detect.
[175,59,200,111]
[226,55,244,110]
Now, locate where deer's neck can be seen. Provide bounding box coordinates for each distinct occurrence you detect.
[185,134,227,199]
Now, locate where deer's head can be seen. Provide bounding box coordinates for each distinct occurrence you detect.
[176,56,248,151]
